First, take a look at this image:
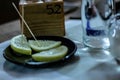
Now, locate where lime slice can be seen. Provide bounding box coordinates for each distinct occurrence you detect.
[10,35,32,55]
[32,45,68,62]
[28,40,61,52]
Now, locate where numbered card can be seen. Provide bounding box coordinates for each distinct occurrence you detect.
[19,0,65,38]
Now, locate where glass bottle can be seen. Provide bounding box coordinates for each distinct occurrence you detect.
[81,0,110,49]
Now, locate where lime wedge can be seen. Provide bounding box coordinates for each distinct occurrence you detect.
[10,35,32,55]
[28,40,61,52]
[32,45,68,62]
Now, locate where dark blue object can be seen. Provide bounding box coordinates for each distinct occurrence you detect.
[86,20,105,36]
[86,29,105,36]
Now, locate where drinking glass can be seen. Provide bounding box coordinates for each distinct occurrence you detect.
[81,0,110,49]
[109,13,120,63]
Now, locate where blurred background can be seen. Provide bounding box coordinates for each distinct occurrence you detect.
[0,0,120,24]
[0,0,19,24]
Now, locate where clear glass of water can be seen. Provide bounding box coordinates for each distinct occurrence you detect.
[81,0,110,49]
[109,13,120,63]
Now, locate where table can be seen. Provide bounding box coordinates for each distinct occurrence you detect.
[0,20,120,80]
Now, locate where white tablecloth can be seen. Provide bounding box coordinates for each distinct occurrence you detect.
[0,20,120,80]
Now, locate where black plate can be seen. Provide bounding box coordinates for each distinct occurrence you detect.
[3,36,77,68]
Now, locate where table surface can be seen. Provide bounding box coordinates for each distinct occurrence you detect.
[0,20,120,80]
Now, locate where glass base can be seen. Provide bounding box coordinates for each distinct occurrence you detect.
[82,47,113,62]
[84,36,110,49]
